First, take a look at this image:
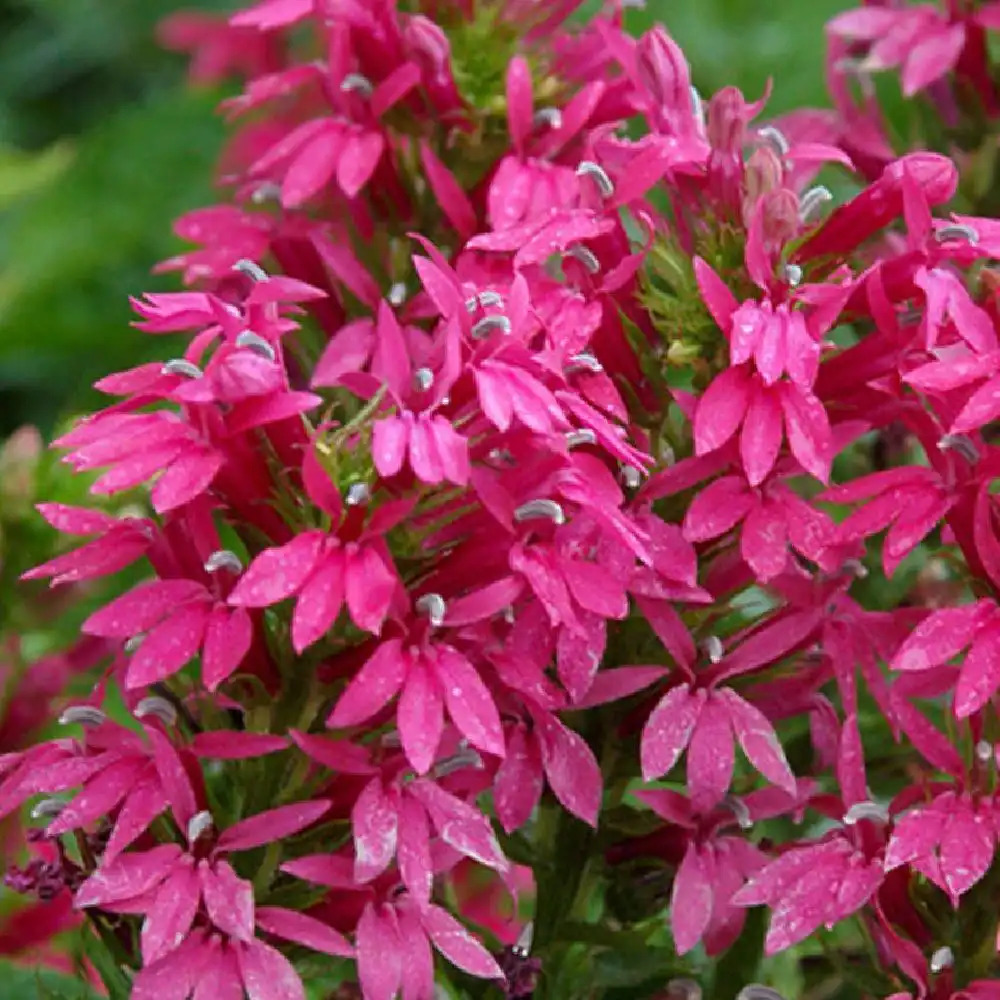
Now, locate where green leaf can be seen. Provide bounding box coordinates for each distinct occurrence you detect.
[0,960,101,1000]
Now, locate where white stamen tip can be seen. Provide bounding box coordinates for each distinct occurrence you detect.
[938,433,980,463]
[233,259,268,283]
[251,182,282,204]
[471,314,511,339]
[575,160,615,198]
[413,367,434,392]
[187,810,215,844]
[513,921,534,957]
[30,798,67,820]
[930,946,954,973]
[935,223,979,245]
[703,635,724,664]
[205,550,243,574]
[235,331,276,361]
[478,290,504,308]
[723,795,753,830]
[565,429,597,449]
[416,593,447,627]
[533,107,563,130]
[781,263,803,287]
[620,464,642,489]
[124,635,144,654]
[58,706,106,728]
[346,483,370,506]
[162,359,203,379]
[567,244,600,274]
[388,282,407,306]
[843,800,889,825]
[799,186,833,223]
[566,352,603,374]
[134,696,179,727]
[756,126,790,156]
[976,739,993,763]
[737,988,785,1000]
[514,499,566,525]
[340,73,373,97]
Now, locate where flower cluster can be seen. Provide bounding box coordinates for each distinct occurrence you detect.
[13,0,1000,997]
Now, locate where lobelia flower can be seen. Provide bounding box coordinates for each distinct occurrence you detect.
[732,829,884,955]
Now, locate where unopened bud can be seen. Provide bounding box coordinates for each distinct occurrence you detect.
[346,483,370,506]
[340,73,373,97]
[514,499,566,525]
[567,244,600,274]
[744,147,784,207]
[135,697,179,727]
[187,810,215,844]
[416,593,447,627]
[702,635,724,664]
[565,429,597,449]
[233,259,268,283]
[938,433,980,463]
[533,107,563,130]
[636,27,691,113]
[471,315,511,339]
[843,800,889,825]
[205,550,243,574]
[762,189,800,247]
[235,331,276,361]
[799,186,833,223]
[162,359,203,379]
[58,706,106,728]
[707,86,746,153]
[935,223,979,245]
[575,161,615,199]
[930,945,954,973]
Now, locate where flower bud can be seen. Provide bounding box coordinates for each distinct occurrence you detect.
[744,147,784,208]
[636,28,691,114]
[707,87,746,154]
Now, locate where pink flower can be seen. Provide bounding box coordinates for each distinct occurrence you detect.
[890,599,1000,719]
[355,893,503,1000]
[732,833,883,954]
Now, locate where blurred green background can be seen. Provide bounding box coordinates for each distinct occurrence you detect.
[0,0,844,437]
